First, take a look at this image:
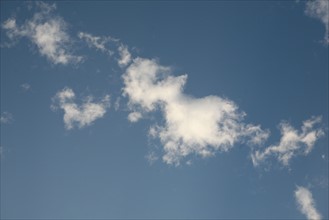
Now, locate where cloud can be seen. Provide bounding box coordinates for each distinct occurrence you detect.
[0,112,13,124]
[295,186,322,220]
[78,32,131,67]
[251,116,324,167]
[1,2,83,64]
[114,97,121,111]
[78,32,118,55]
[118,44,132,67]
[21,83,31,91]
[123,57,269,165]
[305,0,329,44]
[145,152,159,165]
[127,111,142,123]
[51,87,110,129]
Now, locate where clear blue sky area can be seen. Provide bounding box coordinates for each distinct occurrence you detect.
[1,1,328,219]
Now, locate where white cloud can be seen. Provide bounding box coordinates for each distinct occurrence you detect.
[78,32,118,55]
[0,112,13,124]
[305,0,329,44]
[118,44,132,67]
[2,19,20,40]
[78,32,131,67]
[123,57,269,165]
[21,83,31,91]
[295,186,322,220]
[1,2,83,64]
[251,116,324,167]
[52,87,110,130]
[127,111,142,123]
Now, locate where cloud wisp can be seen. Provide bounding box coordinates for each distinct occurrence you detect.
[122,57,270,165]
[295,186,322,220]
[0,112,13,124]
[78,32,119,55]
[251,116,324,167]
[21,83,31,91]
[1,2,83,64]
[118,44,132,67]
[78,31,132,67]
[305,0,329,44]
[51,87,110,130]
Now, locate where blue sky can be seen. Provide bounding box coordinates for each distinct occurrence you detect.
[0,1,328,219]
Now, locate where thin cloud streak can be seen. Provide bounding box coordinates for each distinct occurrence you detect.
[295,186,322,220]
[78,32,119,55]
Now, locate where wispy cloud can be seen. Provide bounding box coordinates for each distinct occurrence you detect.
[145,151,159,165]
[251,116,324,167]
[114,97,121,111]
[0,112,13,124]
[295,186,322,220]
[305,0,329,44]
[1,2,83,64]
[78,32,118,55]
[123,57,269,165]
[78,32,131,67]
[118,44,132,67]
[21,83,31,91]
[51,87,110,129]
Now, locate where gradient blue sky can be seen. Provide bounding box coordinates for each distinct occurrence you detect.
[1,1,328,219]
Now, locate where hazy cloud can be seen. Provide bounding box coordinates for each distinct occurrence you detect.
[146,151,159,165]
[21,83,31,91]
[1,2,83,64]
[52,87,110,129]
[114,97,121,111]
[123,57,269,165]
[305,0,329,44]
[251,116,324,166]
[118,44,132,67]
[295,186,322,220]
[0,112,13,124]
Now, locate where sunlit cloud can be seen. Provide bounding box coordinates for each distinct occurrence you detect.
[251,116,324,167]
[1,2,83,64]
[51,87,110,129]
[295,186,322,220]
[123,57,269,165]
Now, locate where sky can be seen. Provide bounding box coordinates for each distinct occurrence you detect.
[0,1,328,219]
